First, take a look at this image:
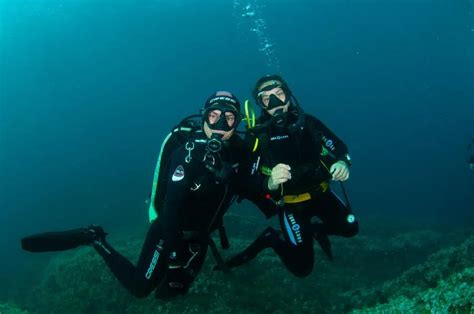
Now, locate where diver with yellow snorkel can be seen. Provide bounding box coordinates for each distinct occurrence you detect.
[220,75,359,277]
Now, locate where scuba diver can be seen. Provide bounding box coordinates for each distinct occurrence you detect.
[218,75,359,277]
[469,137,474,171]
[21,91,246,299]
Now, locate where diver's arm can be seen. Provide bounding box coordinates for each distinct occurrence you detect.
[231,133,284,215]
[306,115,350,181]
[235,153,272,197]
[233,148,281,218]
[307,114,351,165]
[233,134,270,193]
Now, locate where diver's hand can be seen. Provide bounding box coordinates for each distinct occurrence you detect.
[330,161,349,181]
[268,164,291,190]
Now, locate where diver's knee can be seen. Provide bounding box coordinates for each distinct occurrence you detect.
[288,259,313,278]
[292,264,313,278]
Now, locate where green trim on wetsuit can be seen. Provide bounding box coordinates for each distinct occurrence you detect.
[149,127,194,223]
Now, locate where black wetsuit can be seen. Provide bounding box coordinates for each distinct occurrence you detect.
[226,111,359,277]
[93,131,244,298]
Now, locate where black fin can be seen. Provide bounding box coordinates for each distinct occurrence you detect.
[21,226,106,253]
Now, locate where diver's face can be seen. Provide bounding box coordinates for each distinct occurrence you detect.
[260,87,289,115]
[203,109,236,140]
[207,109,236,128]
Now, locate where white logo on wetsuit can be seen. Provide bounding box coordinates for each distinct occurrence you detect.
[325,139,335,151]
[172,165,185,182]
[270,135,289,141]
[287,214,303,244]
[251,156,261,175]
[322,135,336,151]
[145,241,163,279]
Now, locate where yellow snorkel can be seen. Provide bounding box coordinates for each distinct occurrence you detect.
[242,99,261,152]
[243,99,256,129]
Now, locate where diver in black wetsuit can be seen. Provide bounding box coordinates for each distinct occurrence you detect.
[22,91,245,298]
[221,75,359,277]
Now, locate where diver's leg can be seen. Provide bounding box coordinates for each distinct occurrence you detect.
[155,240,208,299]
[275,206,314,277]
[222,207,314,277]
[306,191,358,260]
[93,219,170,298]
[313,191,359,238]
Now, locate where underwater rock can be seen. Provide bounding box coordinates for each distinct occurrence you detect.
[347,235,474,312]
[0,302,29,314]
[350,267,474,313]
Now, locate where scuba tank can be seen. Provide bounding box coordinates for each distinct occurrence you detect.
[148,115,202,222]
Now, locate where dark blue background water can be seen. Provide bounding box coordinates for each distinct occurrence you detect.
[1,0,473,298]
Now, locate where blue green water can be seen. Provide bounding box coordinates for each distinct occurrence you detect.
[1,0,473,312]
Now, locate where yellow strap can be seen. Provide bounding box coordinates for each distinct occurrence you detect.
[283,193,311,204]
[282,181,329,204]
